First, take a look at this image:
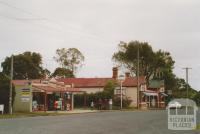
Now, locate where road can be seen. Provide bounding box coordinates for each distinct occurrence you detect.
[0,110,199,134]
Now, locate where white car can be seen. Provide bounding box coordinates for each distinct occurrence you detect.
[168,101,182,108]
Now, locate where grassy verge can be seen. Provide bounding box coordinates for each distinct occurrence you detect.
[0,112,68,119]
[197,124,200,130]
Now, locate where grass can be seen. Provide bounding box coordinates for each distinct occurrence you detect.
[0,112,69,119]
[197,124,200,130]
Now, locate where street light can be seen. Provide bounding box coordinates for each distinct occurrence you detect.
[118,74,125,110]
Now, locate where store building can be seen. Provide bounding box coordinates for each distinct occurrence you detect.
[12,79,83,112]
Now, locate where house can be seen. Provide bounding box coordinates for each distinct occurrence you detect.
[140,80,167,108]
[57,67,147,107]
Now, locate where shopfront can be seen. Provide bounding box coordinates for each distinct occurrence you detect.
[13,80,83,112]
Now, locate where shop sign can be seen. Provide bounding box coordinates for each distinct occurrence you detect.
[21,88,31,102]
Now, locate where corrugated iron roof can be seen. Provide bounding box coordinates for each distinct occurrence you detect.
[57,76,146,88]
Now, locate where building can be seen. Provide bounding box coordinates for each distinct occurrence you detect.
[140,80,167,109]
[57,67,147,107]
[12,79,83,112]
[12,67,167,112]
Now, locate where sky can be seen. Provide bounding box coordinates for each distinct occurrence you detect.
[0,0,200,90]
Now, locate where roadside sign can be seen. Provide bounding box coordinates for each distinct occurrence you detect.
[0,104,4,114]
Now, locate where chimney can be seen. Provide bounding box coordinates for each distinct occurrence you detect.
[112,67,118,79]
[125,72,130,79]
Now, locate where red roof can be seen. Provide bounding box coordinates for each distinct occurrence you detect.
[57,76,146,88]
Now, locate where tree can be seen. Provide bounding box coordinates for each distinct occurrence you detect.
[112,41,175,84]
[52,67,74,78]
[193,91,200,106]
[0,72,15,113]
[54,48,85,75]
[172,78,197,99]
[1,51,45,79]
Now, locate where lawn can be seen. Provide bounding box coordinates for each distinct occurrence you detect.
[0,112,68,119]
[197,124,200,130]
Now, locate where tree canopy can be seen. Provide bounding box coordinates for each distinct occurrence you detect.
[53,48,85,75]
[112,41,199,101]
[1,51,45,79]
[0,72,15,113]
[52,67,74,78]
[112,41,175,84]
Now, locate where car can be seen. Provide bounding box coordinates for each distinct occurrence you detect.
[168,101,182,109]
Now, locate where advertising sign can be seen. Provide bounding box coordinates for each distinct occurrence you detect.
[0,104,4,114]
[21,88,31,102]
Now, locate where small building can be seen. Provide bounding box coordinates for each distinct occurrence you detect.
[140,80,168,109]
[12,79,83,112]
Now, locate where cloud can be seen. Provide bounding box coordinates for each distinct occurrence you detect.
[0,0,200,90]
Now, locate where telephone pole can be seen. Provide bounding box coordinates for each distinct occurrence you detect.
[9,55,13,114]
[137,44,140,109]
[182,67,192,98]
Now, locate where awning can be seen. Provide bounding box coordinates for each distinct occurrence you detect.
[143,92,158,96]
[32,85,83,93]
[160,92,168,96]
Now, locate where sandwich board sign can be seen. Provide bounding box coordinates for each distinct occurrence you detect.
[167,99,198,130]
[0,104,4,114]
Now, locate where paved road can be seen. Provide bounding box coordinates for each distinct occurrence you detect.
[0,110,199,134]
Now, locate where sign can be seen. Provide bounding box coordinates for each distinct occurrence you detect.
[114,89,125,95]
[140,84,146,91]
[0,104,4,114]
[21,88,31,96]
[160,87,165,92]
[21,88,31,102]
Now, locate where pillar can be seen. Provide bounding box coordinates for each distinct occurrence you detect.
[44,92,47,112]
[71,93,74,111]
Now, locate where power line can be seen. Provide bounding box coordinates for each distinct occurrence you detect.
[0,1,45,20]
[0,1,114,45]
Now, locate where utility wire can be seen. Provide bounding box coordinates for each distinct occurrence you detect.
[0,1,114,45]
[0,1,46,20]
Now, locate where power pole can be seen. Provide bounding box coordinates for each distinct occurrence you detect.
[182,67,192,98]
[137,44,140,109]
[9,55,13,114]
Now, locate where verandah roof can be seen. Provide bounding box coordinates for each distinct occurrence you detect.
[32,85,83,93]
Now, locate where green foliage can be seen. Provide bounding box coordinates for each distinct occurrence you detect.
[0,72,15,113]
[52,67,74,78]
[103,80,117,98]
[112,41,175,84]
[193,91,200,106]
[112,41,199,99]
[1,51,45,79]
[74,81,132,109]
[74,94,85,108]
[54,48,85,75]
[113,97,132,108]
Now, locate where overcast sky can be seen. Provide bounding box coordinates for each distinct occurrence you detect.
[0,0,200,90]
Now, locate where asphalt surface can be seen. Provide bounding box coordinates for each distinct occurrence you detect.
[0,110,199,134]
